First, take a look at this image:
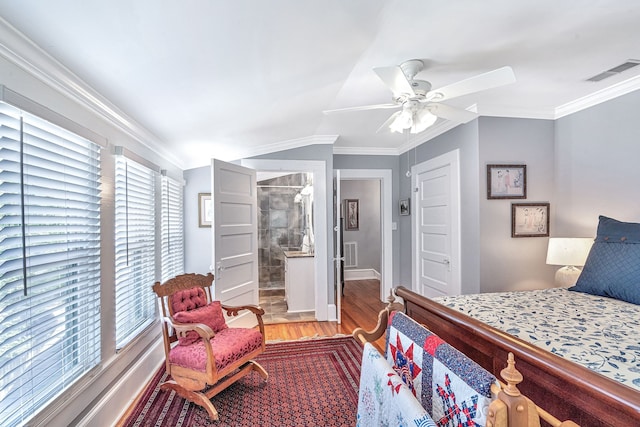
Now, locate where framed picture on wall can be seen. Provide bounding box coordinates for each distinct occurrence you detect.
[511,202,550,237]
[198,193,212,227]
[487,164,527,199]
[344,199,359,231]
[399,199,410,216]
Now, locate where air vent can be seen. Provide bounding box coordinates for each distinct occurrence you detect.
[343,241,358,268]
[587,60,640,82]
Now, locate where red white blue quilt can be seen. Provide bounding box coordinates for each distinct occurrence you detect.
[385,311,498,427]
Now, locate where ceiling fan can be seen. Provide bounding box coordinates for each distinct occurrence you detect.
[324,59,516,134]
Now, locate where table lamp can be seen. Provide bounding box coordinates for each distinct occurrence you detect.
[545,237,594,287]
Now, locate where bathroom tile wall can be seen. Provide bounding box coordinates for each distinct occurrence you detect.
[257,173,308,290]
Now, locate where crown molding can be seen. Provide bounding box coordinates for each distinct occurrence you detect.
[332,145,399,156]
[479,105,557,120]
[0,18,184,169]
[232,134,338,161]
[554,74,640,119]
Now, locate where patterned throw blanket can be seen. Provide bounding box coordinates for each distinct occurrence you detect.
[384,311,498,427]
[357,342,435,427]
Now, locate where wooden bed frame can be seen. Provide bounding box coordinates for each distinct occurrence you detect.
[393,286,640,427]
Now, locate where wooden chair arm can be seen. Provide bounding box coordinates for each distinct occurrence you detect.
[163,316,216,340]
[221,304,265,317]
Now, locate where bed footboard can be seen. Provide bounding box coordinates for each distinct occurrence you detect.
[394,286,640,427]
[354,297,580,427]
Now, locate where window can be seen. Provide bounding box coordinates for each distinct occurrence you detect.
[161,175,184,282]
[114,156,157,349]
[0,102,102,427]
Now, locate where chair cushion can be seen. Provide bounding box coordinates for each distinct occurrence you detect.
[570,215,640,305]
[170,286,208,313]
[169,327,263,373]
[173,301,228,345]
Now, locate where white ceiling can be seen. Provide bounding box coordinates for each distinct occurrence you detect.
[0,1,639,169]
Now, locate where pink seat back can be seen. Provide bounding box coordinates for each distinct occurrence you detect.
[170,286,208,314]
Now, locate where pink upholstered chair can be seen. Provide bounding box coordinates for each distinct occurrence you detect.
[151,273,268,420]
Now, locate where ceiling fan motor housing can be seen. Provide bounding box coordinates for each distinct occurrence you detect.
[400,59,424,79]
[409,79,432,96]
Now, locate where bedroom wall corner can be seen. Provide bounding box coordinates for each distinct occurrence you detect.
[398,121,481,295]
[183,165,213,274]
[554,88,640,236]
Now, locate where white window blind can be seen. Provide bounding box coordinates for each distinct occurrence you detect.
[161,175,184,282]
[114,156,156,349]
[0,102,102,427]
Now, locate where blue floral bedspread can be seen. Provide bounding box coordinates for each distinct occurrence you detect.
[434,288,640,391]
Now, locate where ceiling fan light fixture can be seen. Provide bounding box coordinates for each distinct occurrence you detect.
[389,109,413,133]
[411,109,438,133]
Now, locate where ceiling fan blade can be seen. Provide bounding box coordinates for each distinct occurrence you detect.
[323,103,399,114]
[428,66,515,102]
[427,103,478,123]
[373,66,415,96]
[375,111,403,133]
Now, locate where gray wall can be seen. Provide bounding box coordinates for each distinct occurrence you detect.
[397,121,482,294]
[478,117,556,292]
[554,89,640,236]
[341,179,381,272]
[393,90,640,294]
[184,165,212,274]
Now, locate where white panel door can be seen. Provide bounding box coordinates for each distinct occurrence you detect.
[212,159,258,327]
[412,150,460,298]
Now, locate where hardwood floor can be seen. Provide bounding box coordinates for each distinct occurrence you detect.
[263,278,388,350]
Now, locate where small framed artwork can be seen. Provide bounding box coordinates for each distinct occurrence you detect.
[198,193,212,228]
[487,164,526,199]
[511,202,550,237]
[344,199,359,231]
[399,199,410,216]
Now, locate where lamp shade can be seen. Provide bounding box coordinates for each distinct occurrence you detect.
[545,237,593,266]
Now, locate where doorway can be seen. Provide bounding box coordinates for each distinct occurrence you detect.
[241,159,329,321]
[336,169,393,322]
[256,171,316,324]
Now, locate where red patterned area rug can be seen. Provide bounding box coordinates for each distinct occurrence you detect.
[120,336,362,427]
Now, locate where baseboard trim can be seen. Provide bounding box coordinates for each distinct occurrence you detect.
[344,268,380,281]
[327,304,337,321]
[78,340,164,426]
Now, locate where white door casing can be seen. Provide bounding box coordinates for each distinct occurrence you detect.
[411,150,461,297]
[211,159,258,327]
[334,170,342,324]
[241,159,328,321]
[338,169,393,303]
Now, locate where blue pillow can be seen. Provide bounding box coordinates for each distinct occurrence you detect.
[570,216,640,305]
